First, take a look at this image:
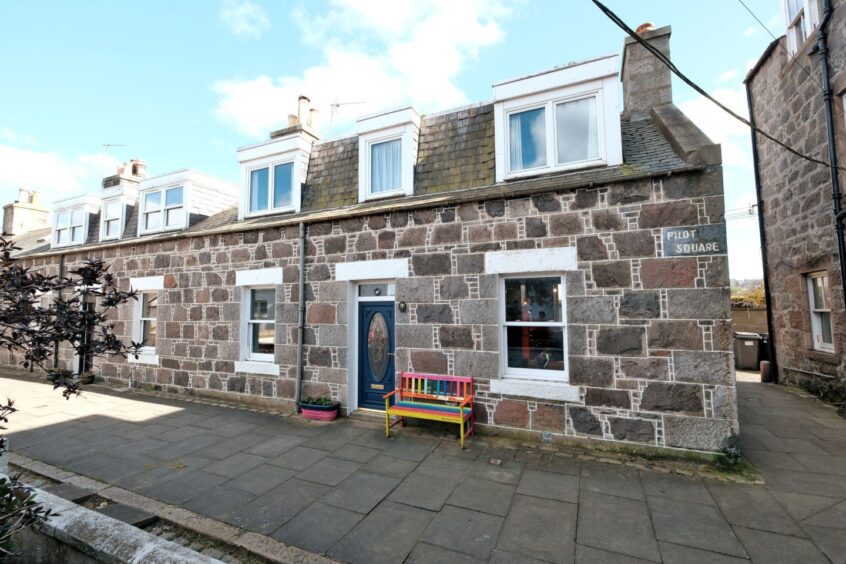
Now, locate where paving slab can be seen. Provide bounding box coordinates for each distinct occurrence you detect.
[360,453,419,479]
[382,436,439,461]
[580,461,644,501]
[94,502,158,528]
[577,491,660,562]
[225,478,330,534]
[802,498,846,529]
[707,481,805,536]
[447,476,516,517]
[387,471,459,511]
[420,504,503,559]
[639,471,715,506]
[733,526,829,564]
[138,469,229,505]
[226,463,296,496]
[271,501,363,554]
[182,484,256,520]
[496,494,577,564]
[658,541,750,564]
[801,524,846,564]
[517,468,579,503]
[268,445,328,471]
[244,434,307,458]
[204,452,268,479]
[295,456,361,486]
[331,443,382,464]
[468,458,524,485]
[647,495,747,558]
[42,482,96,503]
[488,549,548,564]
[329,501,433,564]
[416,453,473,480]
[769,490,844,521]
[406,542,485,564]
[575,544,655,563]
[320,470,401,514]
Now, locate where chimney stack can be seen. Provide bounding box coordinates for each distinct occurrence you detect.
[621,24,672,120]
[298,95,310,126]
[308,108,318,128]
[3,188,49,237]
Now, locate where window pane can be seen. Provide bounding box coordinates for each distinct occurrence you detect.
[71,226,83,242]
[56,229,66,244]
[509,107,547,171]
[105,201,121,219]
[506,326,565,371]
[358,283,395,297]
[250,168,269,211]
[166,187,183,207]
[273,163,293,207]
[145,211,161,230]
[145,191,161,210]
[787,0,802,19]
[556,97,599,164]
[251,323,275,354]
[250,289,275,321]
[505,277,562,322]
[166,208,184,227]
[105,218,119,236]
[71,209,85,225]
[56,212,69,227]
[142,320,157,347]
[142,293,157,317]
[370,139,402,193]
[819,312,834,345]
[812,276,826,309]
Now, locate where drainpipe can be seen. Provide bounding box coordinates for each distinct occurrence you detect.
[295,222,307,410]
[746,82,779,383]
[53,253,65,371]
[817,0,846,311]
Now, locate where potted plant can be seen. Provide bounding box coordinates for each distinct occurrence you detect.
[299,396,340,421]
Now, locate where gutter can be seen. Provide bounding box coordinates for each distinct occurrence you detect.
[295,222,306,410]
[745,82,779,382]
[816,0,846,312]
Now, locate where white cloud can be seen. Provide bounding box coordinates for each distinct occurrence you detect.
[0,144,119,209]
[219,0,270,40]
[718,69,739,83]
[0,128,36,146]
[743,26,757,37]
[679,86,750,167]
[766,13,782,29]
[212,0,510,138]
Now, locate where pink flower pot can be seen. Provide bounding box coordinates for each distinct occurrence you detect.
[300,402,340,421]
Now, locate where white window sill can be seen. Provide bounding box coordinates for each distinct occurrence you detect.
[138,225,185,236]
[235,360,280,376]
[490,378,579,401]
[505,158,606,181]
[244,207,295,219]
[364,189,407,202]
[128,353,159,365]
[52,241,84,249]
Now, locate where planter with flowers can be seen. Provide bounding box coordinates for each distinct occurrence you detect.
[299,396,340,421]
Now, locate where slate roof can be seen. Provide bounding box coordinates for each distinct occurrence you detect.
[19,106,696,257]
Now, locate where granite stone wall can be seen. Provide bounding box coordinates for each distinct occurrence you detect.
[748,3,846,389]
[2,164,736,452]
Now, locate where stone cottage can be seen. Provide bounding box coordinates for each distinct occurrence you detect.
[746,0,845,398]
[4,25,737,452]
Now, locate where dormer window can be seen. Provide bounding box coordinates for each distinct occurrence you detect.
[493,55,622,182]
[55,209,85,246]
[784,0,820,55]
[237,131,313,220]
[357,107,419,202]
[51,195,100,249]
[140,185,184,233]
[249,161,293,213]
[100,200,124,241]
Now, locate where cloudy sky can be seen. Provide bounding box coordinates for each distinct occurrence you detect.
[1,0,788,279]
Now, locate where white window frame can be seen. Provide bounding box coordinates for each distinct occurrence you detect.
[129,275,163,365]
[493,55,622,183]
[503,89,606,178]
[99,199,125,241]
[807,272,834,352]
[498,274,569,382]
[235,268,282,375]
[357,107,419,203]
[784,0,821,56]
[245,157,296,217]
[138,184,186,235]
[53,207,87,247]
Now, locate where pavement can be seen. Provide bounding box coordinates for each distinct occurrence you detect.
[3,371,846,564]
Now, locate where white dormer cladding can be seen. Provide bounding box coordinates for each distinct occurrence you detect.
[51,194,100,249]
[357,106,420,202]
[137,170,237,236]
[236,130,316,220]
[492,54,623,183]
[99,185,138,242]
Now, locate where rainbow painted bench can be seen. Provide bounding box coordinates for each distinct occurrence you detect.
[383,371,475,448]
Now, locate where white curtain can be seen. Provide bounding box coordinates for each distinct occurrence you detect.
[556,97,599,164]
[371,139,401,193]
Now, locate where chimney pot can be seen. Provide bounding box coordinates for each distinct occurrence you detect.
[308,108,318,128]
[288,114,299,127]
[636,22,656,34]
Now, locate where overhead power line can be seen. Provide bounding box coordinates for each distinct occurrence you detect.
[591,0,846,173]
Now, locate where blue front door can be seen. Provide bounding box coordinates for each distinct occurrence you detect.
[358,302,395,410]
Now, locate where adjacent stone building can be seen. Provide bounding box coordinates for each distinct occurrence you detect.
[746,0,845,397]
[3,26,737,452]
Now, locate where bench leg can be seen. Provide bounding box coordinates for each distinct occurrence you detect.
[460,414,465,449]
[384,400,390,438]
